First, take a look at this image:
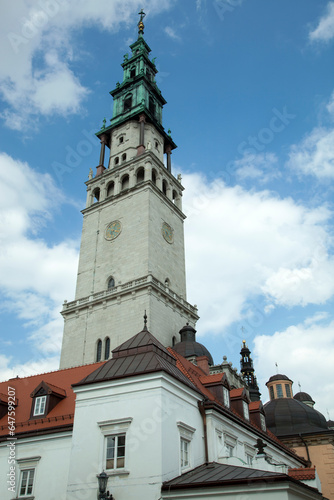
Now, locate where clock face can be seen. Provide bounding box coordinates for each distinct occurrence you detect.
[162,222,173,244]
[105,220,122,241]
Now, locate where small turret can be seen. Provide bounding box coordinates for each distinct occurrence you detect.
[240,340,261,401]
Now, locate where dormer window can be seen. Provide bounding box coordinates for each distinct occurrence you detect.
[30,381,66,419]
[260,413,266,431]
[33,395,47,416]
[223,387,230,408]
[243,400,249,421]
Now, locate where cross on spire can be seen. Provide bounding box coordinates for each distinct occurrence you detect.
[138,9,146,35]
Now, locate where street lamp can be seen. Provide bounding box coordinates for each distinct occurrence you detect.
[97,471,114,500]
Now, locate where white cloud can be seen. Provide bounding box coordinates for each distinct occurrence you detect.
[309,2,334,43]
[0,0,174,130]
[182,171,334,335]
[254,317,334,417]
[288,127,334,179]
[234,152,281,184]
[0,152,79,369]
[164,26,181,41]
[0,353,60,382]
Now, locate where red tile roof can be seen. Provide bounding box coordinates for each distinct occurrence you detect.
[249,400,262,411]
[199,373,226,385]
[288,467,316,480]
[0,362,104,438]
[230,387,246,399]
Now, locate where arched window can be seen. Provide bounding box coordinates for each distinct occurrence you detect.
[172,190,177,203]
[162,179,167,196]
[152,169,157,185]
[130,67,136,78]
[108,277,115,289]
[114,156,119,166]
[96,339,102,362]
[93,188,100,203]
[172,336,177,347]
[122,153,127,162]
[121,175,129,190]
[119,136,124,145]
[107,182,114,197]
[123,94,132,112]
[104,337,110,360]
[136,167,145,184]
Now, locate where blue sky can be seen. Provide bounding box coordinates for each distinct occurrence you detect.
[0,0,334,417]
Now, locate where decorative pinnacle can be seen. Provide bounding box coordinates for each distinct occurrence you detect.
[138,8,146,35]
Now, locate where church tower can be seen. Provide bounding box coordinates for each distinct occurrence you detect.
[59,12,198,369]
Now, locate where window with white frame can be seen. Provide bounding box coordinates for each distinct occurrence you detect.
[33,395,47,416]
[19,469,35,497]
[180,438,189,469]
[177,422,195,472]
[106,434,126,470]
[223,386,230,408]
[243,400,249,421]
[260,413,266,431]
[244,444,255,467]
[17,456,40,498]
[98,418,132,475]
[223,432,237,458]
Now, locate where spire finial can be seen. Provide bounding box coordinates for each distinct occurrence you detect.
[138,9,146,35]
[143,310,148,329]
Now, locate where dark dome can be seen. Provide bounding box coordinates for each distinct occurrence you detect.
[294,392,314,403]
[264,398,329,437]
[266,374,292,384]
[173,340,214,366]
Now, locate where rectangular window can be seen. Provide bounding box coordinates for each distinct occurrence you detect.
[226,444,234,457]
[223,387,230,408]
[285,384,291,398]
[19,469,35,497]
[276,384,283,398]
[260,413,266,431]
[180,438,189,469]
[106,434,126,470]
[246,453,253,466]
[269,386,274,400]
[243,400,249,420]
[33,396,47,416]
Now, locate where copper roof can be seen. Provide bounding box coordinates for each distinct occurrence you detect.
[162,462,322,495]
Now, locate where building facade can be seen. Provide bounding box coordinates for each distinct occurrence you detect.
[0,13,329,500]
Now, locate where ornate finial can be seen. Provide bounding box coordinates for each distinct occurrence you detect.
[255,438,267,455]
[138,9,146,35]
[102,117,106,129]
[168,129,171,136]
[143,310,148,329]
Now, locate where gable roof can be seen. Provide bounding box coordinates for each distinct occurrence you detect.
[0,362,103,440]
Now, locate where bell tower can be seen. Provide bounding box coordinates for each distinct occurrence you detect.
[59,13,199,369]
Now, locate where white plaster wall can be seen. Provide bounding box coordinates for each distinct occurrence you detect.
[0,432,71,500]
[75,185,186,300]
[67,373,204,500]
[206,410,306,472]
